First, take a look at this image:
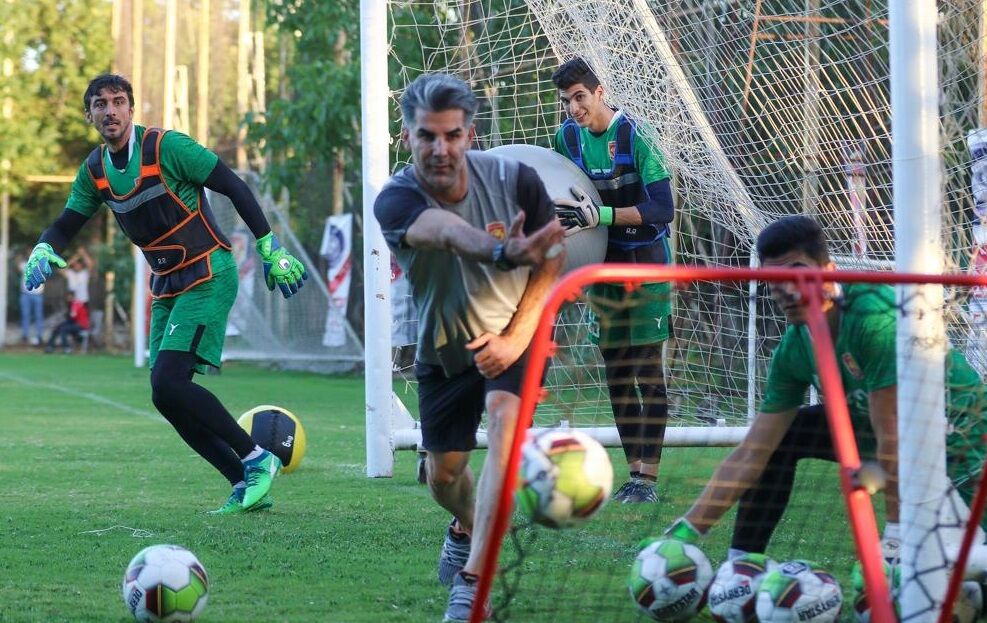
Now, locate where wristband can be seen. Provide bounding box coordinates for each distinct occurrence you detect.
[492,243,516,271]
[599,205,615,227]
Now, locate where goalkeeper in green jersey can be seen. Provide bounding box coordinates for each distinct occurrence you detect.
[551,58,676,503]
[653,215,987,562]
[23,74,308,514]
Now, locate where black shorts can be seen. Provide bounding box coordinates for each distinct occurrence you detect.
[416,353,529,453]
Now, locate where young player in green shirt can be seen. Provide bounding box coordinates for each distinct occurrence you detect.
[652,216,987,563]
[23,74,308,514]
[551,57,675,503]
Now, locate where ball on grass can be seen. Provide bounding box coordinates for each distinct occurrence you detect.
[237,405,307,473]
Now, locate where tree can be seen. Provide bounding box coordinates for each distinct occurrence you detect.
[245,0,361,252]
[0,0,113,246]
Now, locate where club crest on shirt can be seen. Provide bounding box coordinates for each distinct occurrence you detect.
[608,140,617,160]
[487,221,506,240]
[842,352,864,379]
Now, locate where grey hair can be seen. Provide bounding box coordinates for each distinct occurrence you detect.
[400,73,478,127]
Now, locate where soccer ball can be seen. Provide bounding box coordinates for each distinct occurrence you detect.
[122,544,208,622]
[708,553,776,623]
[238,405,307,473]
[755,560,843,623]
[955,580,985,623]
[850,560,899,623]
[516,429,613,528]
[628,539,714,621]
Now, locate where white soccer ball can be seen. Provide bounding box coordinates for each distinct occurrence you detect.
[850,560,899,623]
[486,144,608,274]
[708,553,776,623]
[122,544,209,622]
[628,539,714,621]
[516,429,613,528]
[755,560,843,623]
[955,580,985,623]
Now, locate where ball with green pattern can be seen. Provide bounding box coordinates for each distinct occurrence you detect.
[850,559,899,623]
[708,552,776,623]
[516,429,613,529]
[122,544,209,622]
[755,560,842,623]
[629,539,714,621]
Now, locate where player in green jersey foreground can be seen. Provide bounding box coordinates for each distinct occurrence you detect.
[649,215,987,563]
[23,74,307,514]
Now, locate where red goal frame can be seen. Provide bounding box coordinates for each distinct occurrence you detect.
[469,263,987,623]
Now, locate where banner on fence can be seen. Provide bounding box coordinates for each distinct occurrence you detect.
[321,214,353,347]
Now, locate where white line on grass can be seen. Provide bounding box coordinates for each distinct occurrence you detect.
[0,370,162,422]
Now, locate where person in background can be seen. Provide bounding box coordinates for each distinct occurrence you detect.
[65,246,93,308]
[45,291,90,354]
[16,250,45,346]
[551,57,675,503]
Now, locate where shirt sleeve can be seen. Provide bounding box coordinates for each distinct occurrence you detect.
[759,331,812,414]
[373,185,430,252]
[515,162,554,235]
[159,130,220,185]
[850,294,898,392]
[633,131,671,186]
[64,161,104,218]
[552,128,569,158]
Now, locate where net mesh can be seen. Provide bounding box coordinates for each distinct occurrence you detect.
[206,173,363,372]
[382,1,987,619]
[478,271,987,623]
[387,0,987,437]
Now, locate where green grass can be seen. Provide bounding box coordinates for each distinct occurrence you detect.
[0,353,866,622]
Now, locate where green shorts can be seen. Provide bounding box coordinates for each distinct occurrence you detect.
[587,281,671,348]
[148,266,238,374]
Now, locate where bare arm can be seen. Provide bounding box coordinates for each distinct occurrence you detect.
[869,385,899,523]
[684,409,798,533]
[404,208,502,262]
[405,207,563,267]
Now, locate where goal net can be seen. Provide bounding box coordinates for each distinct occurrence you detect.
[203,172,363,373]
[379,0,987,465]
[471,265,987,623]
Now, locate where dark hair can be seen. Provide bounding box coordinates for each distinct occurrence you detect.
[83,74,134,112]
[400,73,478,127]
[551,57,601,91]
[756,216,830,264]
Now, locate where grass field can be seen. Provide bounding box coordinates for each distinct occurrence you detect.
[0,353,869,622]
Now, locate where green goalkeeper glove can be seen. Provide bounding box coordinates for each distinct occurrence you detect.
[24,243,67,291]
[256,232,308,299]
[638,517,702,549]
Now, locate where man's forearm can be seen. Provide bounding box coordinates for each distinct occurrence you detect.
[439,222,501,263]
[877,440,900,523]
[685,445,771,533]
[39,209,89,253]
